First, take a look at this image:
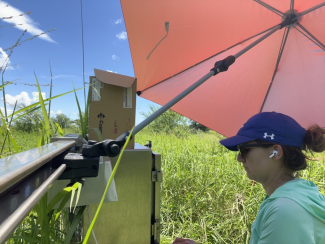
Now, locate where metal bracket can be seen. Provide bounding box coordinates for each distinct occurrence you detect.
[151,171,162,183]
[151,218,161,238]
[81,131,131,157]
[56,153,99,180]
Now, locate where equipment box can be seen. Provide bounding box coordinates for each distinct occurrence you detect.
[83,144,162,244]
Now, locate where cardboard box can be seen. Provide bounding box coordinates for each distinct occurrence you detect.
[88,69,136,149]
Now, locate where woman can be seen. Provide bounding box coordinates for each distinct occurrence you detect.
[173,112,325,244]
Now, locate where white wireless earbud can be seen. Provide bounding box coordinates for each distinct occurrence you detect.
[269,150,278,158]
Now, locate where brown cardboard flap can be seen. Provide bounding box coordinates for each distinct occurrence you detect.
[94,69,135,88]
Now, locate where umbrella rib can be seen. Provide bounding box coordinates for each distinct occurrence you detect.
[293,26,325,51]
[296,23,325,50]
[290,0,294,13]
[260,26,291,112]
[140,24,281,93]
[271,26,290,82]
[299,2,325,16]
[253,0,284,16]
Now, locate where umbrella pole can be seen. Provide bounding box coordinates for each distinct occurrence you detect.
[133,70,215,135]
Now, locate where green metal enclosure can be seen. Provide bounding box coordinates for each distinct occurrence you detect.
[83,144,162,244]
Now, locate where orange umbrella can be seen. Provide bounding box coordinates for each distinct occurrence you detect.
[121,0,325,137]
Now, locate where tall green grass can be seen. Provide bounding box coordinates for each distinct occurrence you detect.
[136,129,325,244]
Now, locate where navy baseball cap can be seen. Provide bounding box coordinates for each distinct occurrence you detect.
[220,112,306,151]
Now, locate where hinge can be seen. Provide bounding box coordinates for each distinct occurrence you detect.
[151,171,162,183]
[151,218,160,238]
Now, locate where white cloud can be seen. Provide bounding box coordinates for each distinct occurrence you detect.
[116,31,127,40]
[0,107,13,115]
[0,48,14,71]
[4,91,46,106]
[52,74,77,79]
[112,55,119,60]
[107,70,117,73]
[31,91,46,102]
[0,1,55,43]
[50,110,62,115]
[114,19,123,24]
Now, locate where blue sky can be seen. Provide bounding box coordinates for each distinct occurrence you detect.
[0,0,158,124]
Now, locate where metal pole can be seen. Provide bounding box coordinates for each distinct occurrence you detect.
[131,24,282,135]
[290,0,294,13]
[0,164,66,244]
[133,71,215,135]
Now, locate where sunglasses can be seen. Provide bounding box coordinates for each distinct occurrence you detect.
[237,143,274,158]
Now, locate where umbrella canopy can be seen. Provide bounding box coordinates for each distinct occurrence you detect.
[120,0,325,137]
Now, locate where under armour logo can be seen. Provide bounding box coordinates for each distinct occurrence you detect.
[263,133,275,140]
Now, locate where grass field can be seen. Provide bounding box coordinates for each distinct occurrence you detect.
[136,129,325,244]
[3,129,325,243]
[0,127,79,157]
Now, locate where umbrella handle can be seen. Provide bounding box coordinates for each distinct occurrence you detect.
[210,56,236,74]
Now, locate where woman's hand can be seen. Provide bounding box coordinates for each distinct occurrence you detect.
[172,237,197,244]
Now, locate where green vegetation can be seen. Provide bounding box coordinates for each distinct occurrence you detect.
[13,107,43,133]
[140,105,190,134]
[2,118,325,243]
[136,129,325,244]
[52,113,71,129]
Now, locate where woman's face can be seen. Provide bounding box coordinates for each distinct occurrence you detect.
[237,141,277,183]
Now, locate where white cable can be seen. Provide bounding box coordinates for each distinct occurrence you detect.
[87,205,99,244]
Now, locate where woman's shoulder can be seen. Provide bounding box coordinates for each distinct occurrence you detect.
[262,198,314,227]
[256,197,321,244]
[270,178,324,201]
[265,197,307,215]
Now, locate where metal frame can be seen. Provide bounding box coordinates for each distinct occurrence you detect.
[0,165,66,243]
[0,140,75,195]
[0,141,75,244]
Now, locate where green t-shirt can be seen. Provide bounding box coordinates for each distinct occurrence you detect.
[250,178,325,244]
